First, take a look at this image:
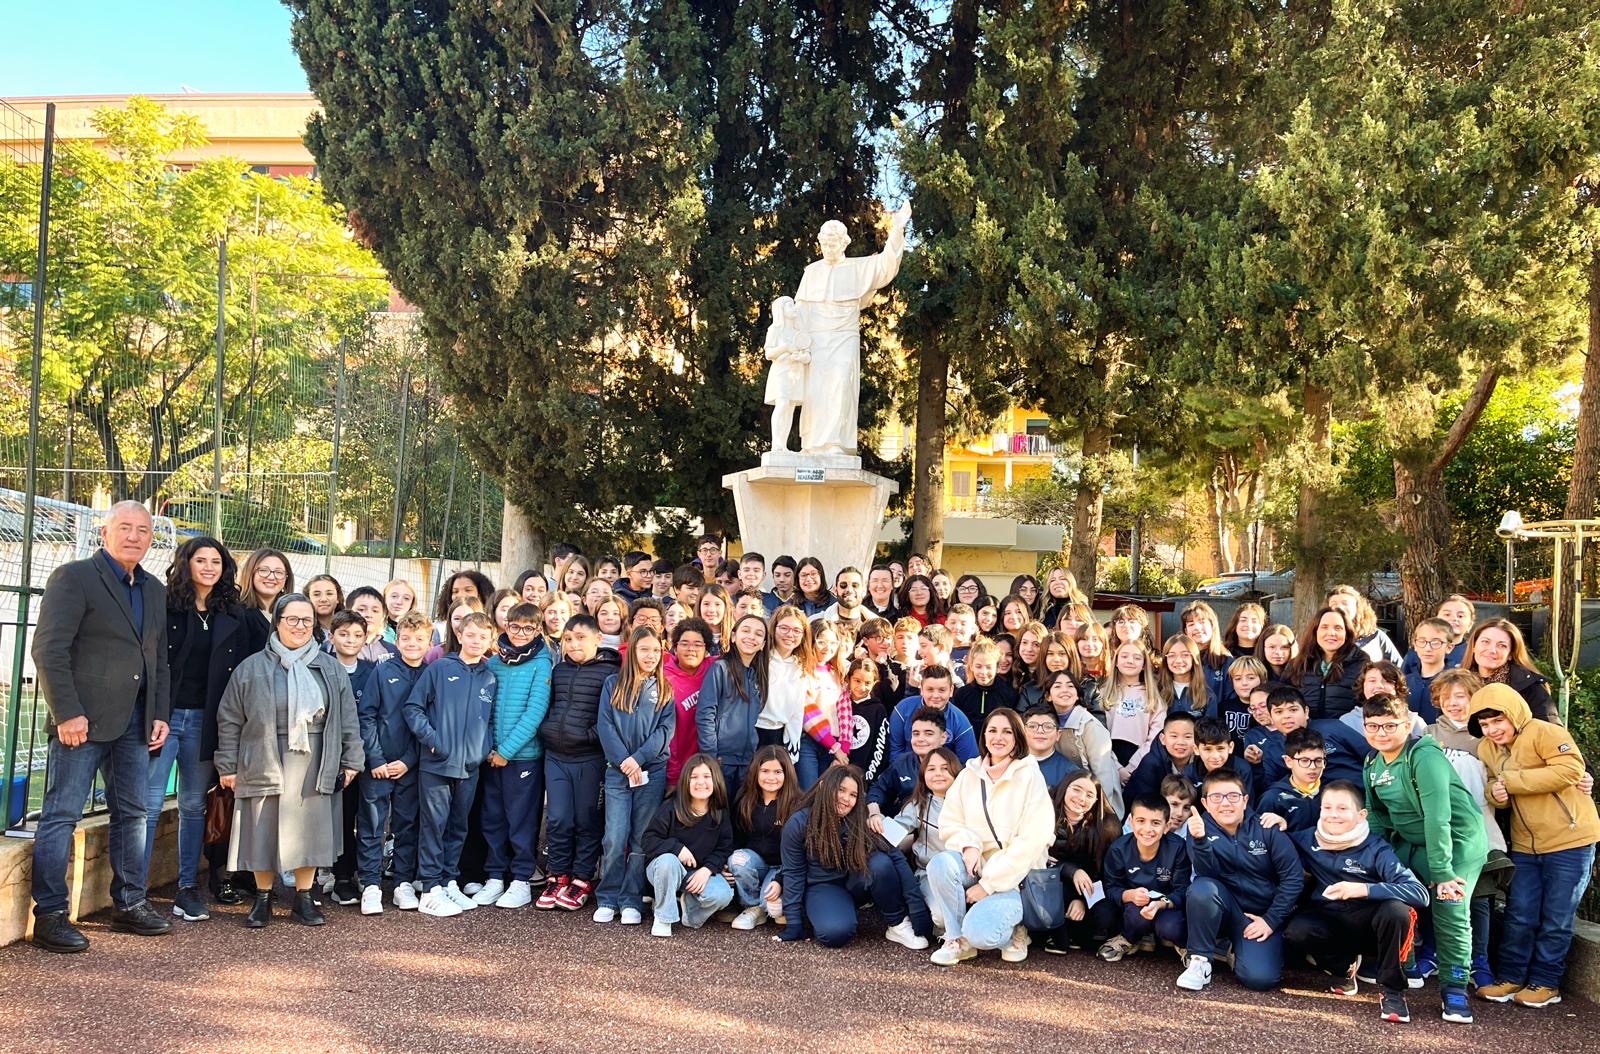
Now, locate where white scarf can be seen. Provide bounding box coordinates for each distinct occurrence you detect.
[268,635,326,754]
[1314,817,1370,853]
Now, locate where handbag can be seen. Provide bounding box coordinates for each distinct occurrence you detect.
[978,780,1064,930]
[203,782,234,846]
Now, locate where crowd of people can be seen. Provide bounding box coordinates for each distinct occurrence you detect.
[26,506,1599,1028]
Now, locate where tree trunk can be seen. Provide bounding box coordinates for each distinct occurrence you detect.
[1565,245,1600,523]
[1205,475,1232,575]
[911,337,950,566]
[1068,424,1113,592]
[1394,367,1500,635]
[500,496,546,582]
[1291,382,1333,627]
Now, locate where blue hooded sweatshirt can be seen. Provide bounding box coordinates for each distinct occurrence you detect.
[1288,827,1429,907]
[597,674,676,774]
[1103,831,1192,908]
[403,654,496,778]
[1187,809,1304,930]
[888,696,977,764]
[359,658,425,772]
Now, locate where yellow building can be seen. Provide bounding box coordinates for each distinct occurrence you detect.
[876,405,1059,514]
[1,91,319,174]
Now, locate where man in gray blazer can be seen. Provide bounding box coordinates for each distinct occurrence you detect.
[30,500,173,951]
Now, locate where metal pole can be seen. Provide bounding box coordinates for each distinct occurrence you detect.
[212,234,226,539]
[3,102,54,832]
[435,438,460,589]
[1504,538,1515,606]
[325,338,345,574]
[385,369,412,583]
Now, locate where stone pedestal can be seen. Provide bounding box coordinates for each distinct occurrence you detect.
[724,462,899,582]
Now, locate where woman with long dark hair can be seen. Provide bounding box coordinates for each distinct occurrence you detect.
[1285,606,1366,720]
[150,537,270,916]
[1041,772,1123,954]
[795,557,834,617]
[696,613,770,793]
[897,574,945,627]
[775,764,932,949]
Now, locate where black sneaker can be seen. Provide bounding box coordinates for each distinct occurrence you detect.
[31,911,89,953]
[110,900,173,936]
[172,887,210,921]
[292,890,326,926]
[330,879,360,906]
[1380,991,1411,1023]
[1042,931,1070,955]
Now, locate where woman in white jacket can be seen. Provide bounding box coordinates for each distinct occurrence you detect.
[925,707,1055,966]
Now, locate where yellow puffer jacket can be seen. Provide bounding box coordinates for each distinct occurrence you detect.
[1470,683,1599,855]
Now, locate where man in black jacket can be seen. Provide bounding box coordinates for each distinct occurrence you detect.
[535,615,621,912]
[30,501,173,952]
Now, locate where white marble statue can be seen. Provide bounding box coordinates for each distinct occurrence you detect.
[768,202,910,458]
[763,295,811,454]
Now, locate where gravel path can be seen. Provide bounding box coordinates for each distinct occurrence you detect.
[0,893,1592,1054]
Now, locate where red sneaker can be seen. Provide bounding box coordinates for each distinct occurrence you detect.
[555,877,592,911]
[535,875,568,911]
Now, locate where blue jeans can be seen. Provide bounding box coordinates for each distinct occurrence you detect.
[726,847,780,907]
[416,768,479,890]
[142,706,207,889]
[596,766,664,910]
[646,853,734,927]
[1499,844,1598,989]
[721,764,748,802]
[481,757,544,882]
[33,704,150,916]
[801,849,930,947]
[357,767,419,887]
[1184,877,1284,990]
[796,737,832,791]
[926,850,1021,949]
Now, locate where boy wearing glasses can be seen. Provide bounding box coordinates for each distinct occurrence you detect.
[476,602,554,909]
[1021,705,1075,791]
[1402,618,1453,721]
[1361,694,1485,1024]
[1257,728,1326,832]
[1176,769,1303,992]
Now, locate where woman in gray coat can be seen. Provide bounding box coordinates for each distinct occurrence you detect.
[215,594,363,928]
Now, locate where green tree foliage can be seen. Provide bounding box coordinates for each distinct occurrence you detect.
[286,0,701,565]
[0,97,385,505]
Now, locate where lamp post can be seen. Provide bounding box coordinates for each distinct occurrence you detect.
[1494,515,1600,724]
[1496,510,1523,604]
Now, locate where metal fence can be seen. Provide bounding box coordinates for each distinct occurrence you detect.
[0,106,503,831]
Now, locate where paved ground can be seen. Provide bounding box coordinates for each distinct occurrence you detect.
[0,890,1592,1054]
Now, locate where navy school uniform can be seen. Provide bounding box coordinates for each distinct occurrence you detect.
[1103,831,1192,945]
[1124,741,1186,804]
[778,806,932,947]
[1185,809,1304,990]
[403,654,497,891]
[1258,719,1371,787]
[1403,666,1442,722]
[1256,778,1322,832]
[1241,721,1275,793]
[1181,753,1255,805]
[867,750,921,817]
[356,658,425,888]
[331,657,376,886]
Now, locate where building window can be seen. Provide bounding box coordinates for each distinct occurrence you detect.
[951,471,972,497]
[1025,418,1049,437]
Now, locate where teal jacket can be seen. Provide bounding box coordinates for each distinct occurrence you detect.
[488,645,553,761]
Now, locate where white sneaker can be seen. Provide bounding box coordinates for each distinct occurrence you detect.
[472,879,506,906]
[620,908,643,925]
[444,881,478,911]
[651,919,673,938]
[593,906,617,923]
[1176,955,1213,991]
[495,881,532,909]
[931,938,976,966]
[1001,925,1030,963]
[885,918,929,951]
[462,882,484,896]
[418,887,463,918]
[392,883,420,911]
[360,885,384,916]
[731,905,768,930]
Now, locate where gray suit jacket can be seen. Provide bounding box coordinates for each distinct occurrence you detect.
[32,552,171,743]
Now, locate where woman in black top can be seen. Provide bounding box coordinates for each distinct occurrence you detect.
[148,537,269,918]
[723,745,801,929]
[642,753,736,936]
[1286,606,1366,720]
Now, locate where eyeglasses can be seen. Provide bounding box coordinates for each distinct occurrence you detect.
[1204,791,1244,804]
[1289,756,1327,768]
[677,641,707,651]
[1414,638,1449,649]
[507,623,538,635]
[1024,723,1057,733]
[279,616,314,628]
[1363,721,1405,735]
[257,568,287,580]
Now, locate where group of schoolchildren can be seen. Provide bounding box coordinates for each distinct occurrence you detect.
[234,543,1598,1026]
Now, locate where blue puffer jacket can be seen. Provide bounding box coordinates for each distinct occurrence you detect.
[403,654,496,778]
[596,675,676,773]
[359,658,425,772]
[488,643,553,761]
[695,658,761,769]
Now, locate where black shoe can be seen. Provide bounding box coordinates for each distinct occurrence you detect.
[330,879,360,906]
[292,890,326,926]
[211,877,244,906]
[31,911,90,953]
[1042,931,1070,955]
[246,891,273,928]
[172,886,210,921]
[110,900,172,936]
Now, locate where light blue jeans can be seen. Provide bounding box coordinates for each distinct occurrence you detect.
[645,854,734,927]
[143,707,208,889]
[726,848,780,907]
[926,849,1023,950]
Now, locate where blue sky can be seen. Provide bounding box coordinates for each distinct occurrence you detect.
[2,1,308,96]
